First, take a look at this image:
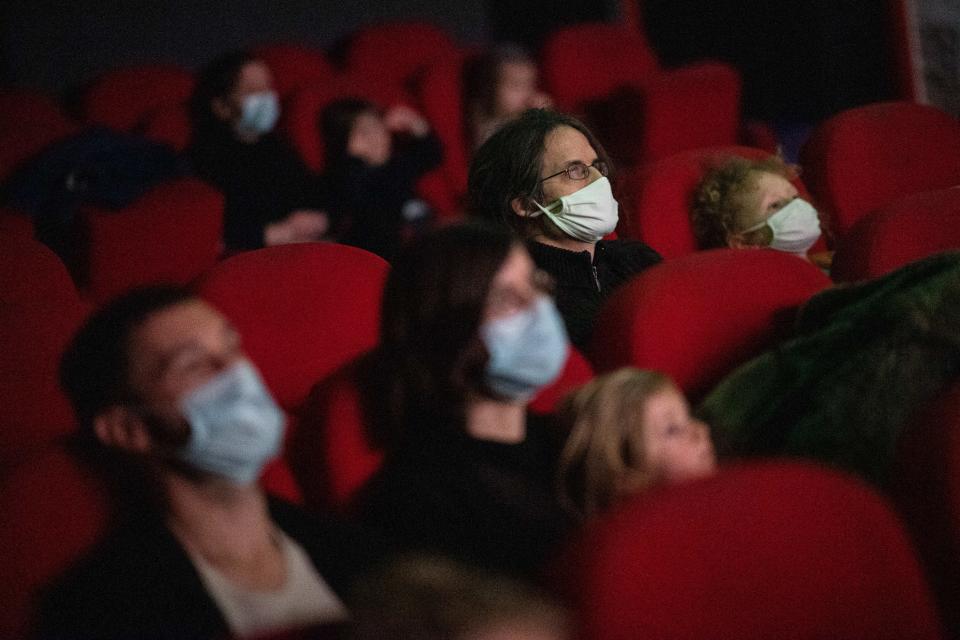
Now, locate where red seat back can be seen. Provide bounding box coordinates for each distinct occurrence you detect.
[831,187,960,282]
[620,146,814,259]
[555,461,943,640]
[890,382,960,635]
[281,84,347,174]
[801,101,960,241]
[141,102,192,152]
[82,64,195,132]
[253,43,337,99]
[0,234,81,309]
[344,21,459,97]
[197,243,388,413]
[589,249,831,402]
[0,90,78,182]
[0,447,111,639]
[77,177,224,305]
[541,23,659,114]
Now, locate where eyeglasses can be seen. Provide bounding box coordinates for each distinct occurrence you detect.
[539,159,609,183]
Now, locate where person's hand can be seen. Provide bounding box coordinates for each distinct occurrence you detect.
[384,105,430,137]
[527,91,553,110]
[264,210,330,246]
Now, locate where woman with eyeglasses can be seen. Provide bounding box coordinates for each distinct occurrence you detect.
[350,221,574,578]
[468,109,661,350]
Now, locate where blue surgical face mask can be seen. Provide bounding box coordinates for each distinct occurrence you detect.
[235,90,280,138]
[177,360,285,485]
[481,296,570,401]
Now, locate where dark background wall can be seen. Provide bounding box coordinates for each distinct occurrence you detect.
[1,0,895,124]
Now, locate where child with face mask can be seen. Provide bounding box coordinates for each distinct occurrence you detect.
[556,368,716,522]
[320,98,442,262]
[692,155,831,269]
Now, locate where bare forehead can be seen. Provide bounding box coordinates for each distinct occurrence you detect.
[129,300,230,358]
[491,245,534,289]
[751,171,796,196]
[234,60,273,93]
[542,125,596,166]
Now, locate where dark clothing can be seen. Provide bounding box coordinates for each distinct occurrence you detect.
[189,131,329,251]
[527,238,662,350]
[329,134,442,262]
[35,497,384,640]
[353,414,572,579]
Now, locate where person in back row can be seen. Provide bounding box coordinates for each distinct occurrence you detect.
[189,50,332,252]
[35,285,383,639]
[468,108,661,350]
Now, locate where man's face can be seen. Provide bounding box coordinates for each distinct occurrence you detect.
[124,299,244,444]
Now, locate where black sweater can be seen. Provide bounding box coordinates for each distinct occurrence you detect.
[527,238,662,350]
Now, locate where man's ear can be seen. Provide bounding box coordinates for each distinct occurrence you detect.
[511,196,532,218]
[92,406,152,454]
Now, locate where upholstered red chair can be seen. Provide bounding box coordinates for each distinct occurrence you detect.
[140,102,192,152]
[82,64,195,132]
[889,381,960,636]
[553,460,943,640]
[0,207,36,240]
[197,243,389,502]
[831,187,960,282]
[293,347,594,513]
[589,249,832,402]
[281,84,345,174]
[541,23,741,165]
[0,446,111,639]
[76,177,224,305]
[343,21,459,97]
[0,90,79,182]
[801,101,960,242]
[618,145,817,260]
[0,233,82,309]
[253,43,337,99]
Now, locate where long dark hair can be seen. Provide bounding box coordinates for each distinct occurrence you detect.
[320,96,380,171]
[362,221,518,449]
[467,108,612,240]
[189,50,257,145]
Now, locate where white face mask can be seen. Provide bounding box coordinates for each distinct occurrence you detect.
[532,176,619,243]
[177,360,285,485]
[234,90,280,138]
[742,197,822,255]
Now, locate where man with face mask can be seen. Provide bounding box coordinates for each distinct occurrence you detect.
[468,108,662,350]
[36,286,383,639]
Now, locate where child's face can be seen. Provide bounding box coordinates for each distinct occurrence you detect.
[738,171,798,234]
[495,61,539,118]
[640,386,716,486]
[347,111,392,167]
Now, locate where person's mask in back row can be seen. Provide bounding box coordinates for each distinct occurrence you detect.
[234,91,280,139]
[533,177,619,243]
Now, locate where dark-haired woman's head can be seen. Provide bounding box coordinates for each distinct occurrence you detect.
[190,50,279,144]
[367,221,567,447]
[467,109,614,244]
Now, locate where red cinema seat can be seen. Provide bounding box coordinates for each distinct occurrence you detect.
[198,243,388,503]
[0,91,79,182]
[294,348,594,513]
[801,101,960,242]
[253,43,337,99]
[554,461,943,640]
[589,249,831,402]
[890,382,960,636]
[0,207,35,240]
[619,145,817,260]
[0,233,82,309]
[831,187,960,282]
[82,64,195,132]
[281,84,347,174]
[140,102,192,153]
[541,23,741,165]
[77,178,224,305]
[0,447,111,639]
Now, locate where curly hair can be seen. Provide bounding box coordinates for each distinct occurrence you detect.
[691,155,795,249]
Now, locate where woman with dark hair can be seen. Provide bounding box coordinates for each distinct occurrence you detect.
[468,108,662,349]
[189,50,331,252]
[352,221,573,578]
[320,97,442,262]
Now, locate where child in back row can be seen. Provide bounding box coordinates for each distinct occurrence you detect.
[321,98,442,262]
[557,368,717,522]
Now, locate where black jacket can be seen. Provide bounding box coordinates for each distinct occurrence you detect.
[527,238,662,350]
[34,497,384,639]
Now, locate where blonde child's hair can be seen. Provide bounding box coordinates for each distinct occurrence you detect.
[556,367,675,522]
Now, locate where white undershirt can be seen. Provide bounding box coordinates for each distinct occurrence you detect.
[188,529,348,638]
